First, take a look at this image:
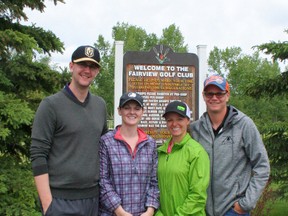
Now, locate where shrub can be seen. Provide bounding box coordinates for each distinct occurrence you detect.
[0,155,41,216]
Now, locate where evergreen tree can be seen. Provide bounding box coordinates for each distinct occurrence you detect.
[0,1,67,214]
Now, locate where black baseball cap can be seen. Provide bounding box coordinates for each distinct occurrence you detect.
[162,101,191,119]
[119,92,144,108]
[71,45,101,67]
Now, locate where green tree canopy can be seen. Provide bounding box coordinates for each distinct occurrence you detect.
[159,24,188,53]
[254,29,288,62]
[0,0,67,157]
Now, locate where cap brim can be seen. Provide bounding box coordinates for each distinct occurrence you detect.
[162,111,188,118]
[73,58,101,67]
[204,83,225,91]
[120,99,143,107]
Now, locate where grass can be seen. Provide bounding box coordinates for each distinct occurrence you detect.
[251,180,288,216]
[269,199,288,216]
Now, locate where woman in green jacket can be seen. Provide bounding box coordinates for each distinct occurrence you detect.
[156,101,210,216]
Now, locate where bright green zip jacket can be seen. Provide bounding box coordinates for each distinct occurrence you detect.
[156,133,210,216]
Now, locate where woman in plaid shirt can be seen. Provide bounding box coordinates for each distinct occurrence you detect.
[99,92,159,216]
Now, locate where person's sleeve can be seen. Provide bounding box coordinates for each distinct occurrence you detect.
[30,99,55,176]
[99,138,122,212]
[238,117,270,211]
[176,149,210,216]
[145,140,160,209]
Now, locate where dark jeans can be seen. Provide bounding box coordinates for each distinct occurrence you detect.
[224,207,250,216]
[42,197,99,216]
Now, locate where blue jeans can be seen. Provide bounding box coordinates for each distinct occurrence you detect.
[224,207,250,216]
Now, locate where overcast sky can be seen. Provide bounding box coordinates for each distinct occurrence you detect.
[23,0,288,69]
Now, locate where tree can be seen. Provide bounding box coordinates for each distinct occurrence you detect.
[0,156,41,216]
[91,35,114,118]
[112,22,151,52]
[159,24,188,53]
[208,46,242,77]
[0,1,68,214]
[0,0,66,157]
[254,29,288,62]
[247,30,288,200]
[0,0,65,59]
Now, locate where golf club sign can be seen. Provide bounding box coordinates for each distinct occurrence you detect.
[123,45,199,145]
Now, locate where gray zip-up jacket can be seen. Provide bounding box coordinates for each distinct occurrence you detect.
[190,105,270,216]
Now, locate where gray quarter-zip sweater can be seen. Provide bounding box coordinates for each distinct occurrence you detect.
[190,105,270,216]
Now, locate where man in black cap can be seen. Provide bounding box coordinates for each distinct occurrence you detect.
[30,45,108,215]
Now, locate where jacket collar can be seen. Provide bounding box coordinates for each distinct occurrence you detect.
[158,133,191,153]
[114,125,148,144]
[201,105,240,130]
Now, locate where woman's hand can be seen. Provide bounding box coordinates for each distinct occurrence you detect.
[114,206,133,216]
[140,207,155,216]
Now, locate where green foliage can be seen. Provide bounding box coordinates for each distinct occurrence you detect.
[254,29,288,62]
[0,0,68,160]
[0,91,34,156]
[0,0,64,21]
[246,71,288,98]
[0,1,65,59]
[112,22,188,53]
[208,46,242,76]
[0,27,39,60]
[0,20,64,59]
[0,0,45,21]
[261,122,288,199]
[91,35,114,117]
[159,24,188,53]
[246,31,288,200]
[0,54,69,157]
[0,155,41,216]
[112,22,150,51]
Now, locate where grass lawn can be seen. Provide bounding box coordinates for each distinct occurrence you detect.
[268,199,288,216]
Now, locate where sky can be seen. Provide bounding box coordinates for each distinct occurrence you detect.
[23,0,288,69]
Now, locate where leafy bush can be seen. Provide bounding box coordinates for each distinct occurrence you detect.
[0,155,41,216]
